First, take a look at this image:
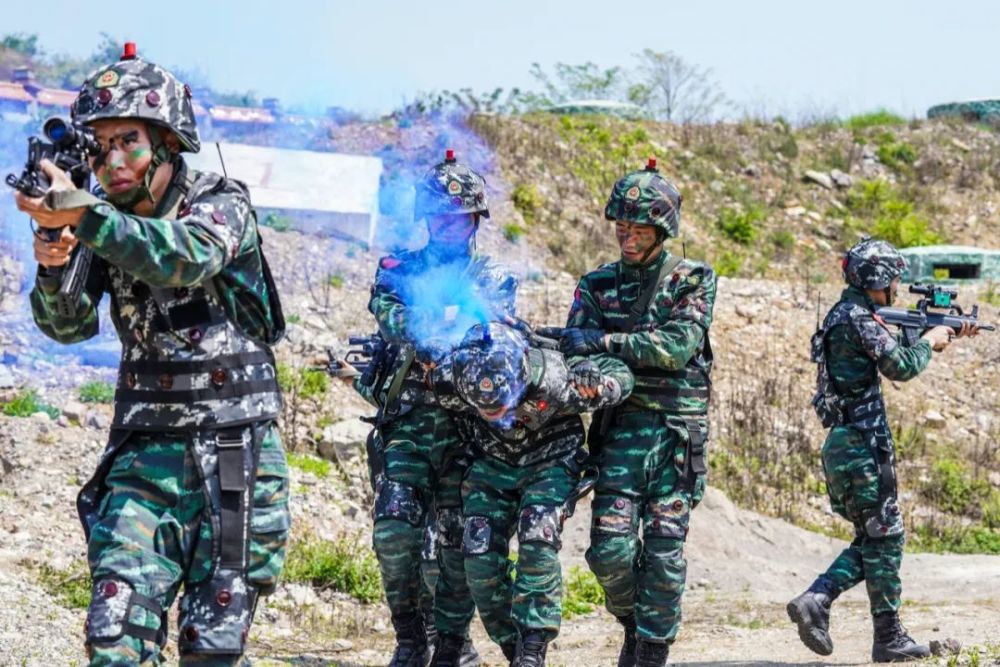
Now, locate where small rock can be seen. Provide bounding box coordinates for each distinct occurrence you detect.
[950,138,971,152]
[62,401,88,423]
[988,471,1000,488]
[743,164,760,178]
[803,170,834,190]
[785,206,807,218]
[929,638,962,656]
[56,415,70,428]
[318,419,371,462]
[709,180,724,193]
[830,169,853,188]
[86,411,110,430]
[923,410,947,429]
[31,411,51,422]
[0,364,14,389]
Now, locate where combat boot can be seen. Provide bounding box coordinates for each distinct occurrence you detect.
[500,641,517,665]
[512,631,548,667]
[388,613,431,667]
[615,614,638,667]
[422,601,439,654]
[634,638,670,667]
[871,612,931,663]
[430,633,481,667]
[786,589,834,656]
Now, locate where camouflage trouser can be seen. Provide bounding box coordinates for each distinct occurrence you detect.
[815,426,904,616]
[371,406,475,637]
[85,423,289,666]
[586,412,706,643]
[461,452,580,647]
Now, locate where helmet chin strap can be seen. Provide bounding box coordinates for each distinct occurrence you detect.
[637,228,666,265]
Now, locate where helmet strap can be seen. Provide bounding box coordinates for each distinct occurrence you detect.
[103,124,173,211]
[637,228,666,265]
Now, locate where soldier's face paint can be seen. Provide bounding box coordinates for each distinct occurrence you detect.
[427,213,477,246]
[615,220,662,264]
[88,119,154,196]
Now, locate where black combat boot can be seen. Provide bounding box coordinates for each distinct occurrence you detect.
[871,612,931,663]
[615,614,638,667]
[431,633,481,667]
[786,589,834,656]
[512,631,548,667]
[422,601,439,654]
[634,638,670,667]
[388,613,431,667]
[500,641,517,665]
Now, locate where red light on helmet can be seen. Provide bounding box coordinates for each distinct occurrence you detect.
[121,42,137,60]
[445,148,456,163]
[646,157,658,171]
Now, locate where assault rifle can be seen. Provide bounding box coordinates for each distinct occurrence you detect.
[6,117,101,318]
[321,334,388,385]
[877,283,995,346]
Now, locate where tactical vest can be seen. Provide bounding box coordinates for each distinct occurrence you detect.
[590,260,712,416]
[108,166,284,431]
[461,348,585,467]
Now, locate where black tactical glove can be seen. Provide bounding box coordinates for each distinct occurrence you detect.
[570,359,604,390]
[559,328,607,355]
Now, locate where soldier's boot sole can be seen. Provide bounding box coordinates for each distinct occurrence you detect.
[786,597,833,656]
[872,643,931,662]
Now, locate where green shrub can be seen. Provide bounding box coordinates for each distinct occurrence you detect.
[276,364,329,400]
[502,222,525,243]
[714,251,744,277]
[2,389,59,419]
[844,109,907,130]
[285,313,301,325]
[908,523,1000,555]
[287,453,330,478]
[921,457,994,515]
[561,566,604,619]
[261,212,292,232]
[283,534,383,603]
[78,380,114,404]
[844,179,940,248]
[717,205,764,245]
[874,131,917,171]
[35,560,91,609]
[327,274,345,289]
[770,230,796,251]
[511,183,543,225]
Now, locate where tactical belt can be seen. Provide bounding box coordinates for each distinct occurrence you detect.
[116,350,278,404]
[837,393,898,502]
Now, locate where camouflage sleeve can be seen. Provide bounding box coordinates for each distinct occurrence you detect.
[369,263,411,344]
[28,260,105,344]
[565,276,604,329]
[72,176,252,288]
[351,374,380,407]
[560,352,634,414]
[612,264,717,370]
[476,257,518,319]
[848,312,933,381]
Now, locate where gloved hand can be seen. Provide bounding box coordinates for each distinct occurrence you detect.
[559,328,607,356]
[570,359,604,392]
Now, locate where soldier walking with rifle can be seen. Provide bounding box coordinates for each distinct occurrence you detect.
[788,238,981,662]
[553,159,716,667]
[12,43,288,666]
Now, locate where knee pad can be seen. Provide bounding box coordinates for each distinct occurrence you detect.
[436,506,465,550]
[861,498,905,540]
[86,578,166,648]
[178,567,259,655]
[591,494,638,537]
[644,493,692,540]
[373,477,424,526]
[463,515,497,557]
[517,504,563,549]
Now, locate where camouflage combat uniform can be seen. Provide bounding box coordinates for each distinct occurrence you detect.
[362,153,515,666]
[789,239,934,663]
[30,49,287,666]
[430,323,634,660]
[561,162,714,667]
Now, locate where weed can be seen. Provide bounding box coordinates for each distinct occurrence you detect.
[717,205,764,245]
[714,251,744,277]
[261,212,293,232]
[283,533,383,603]
[2,389,59,419]
[844,179,941,247]
[287,453,331,478]
[327,274,345,289]
[34,560,91,609]
[561,566,604,619]
[503,222,525,243]
[285,314,301,325]
[511,183,543,226]
[844,109,907,130]
[982,282,1000,307]
[78,381,114,404]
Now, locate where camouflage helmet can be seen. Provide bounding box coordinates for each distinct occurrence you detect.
[842,238,908,290]
[452,322,529,414]
[605,158,682,237]
[70,42,200,153]
[414,149,490,220]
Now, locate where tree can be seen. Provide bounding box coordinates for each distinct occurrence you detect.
[527,61,627,106]
[633,49,727,123]
[1,33,41,57]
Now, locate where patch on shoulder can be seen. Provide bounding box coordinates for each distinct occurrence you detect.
[380,256,403,270]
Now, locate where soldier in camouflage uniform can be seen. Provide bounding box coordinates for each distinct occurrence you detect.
[361,151,516,667]
[425,321,634,666]
[558,160,715,667]
[788,238,973,663]
[16,45,288,666]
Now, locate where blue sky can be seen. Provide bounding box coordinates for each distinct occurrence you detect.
[3,0,997,118]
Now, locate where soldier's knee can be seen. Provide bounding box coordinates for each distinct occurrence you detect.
[517,504,563,550]
[373,477,424,526]
[859,498,905,541]
[86,577,167,654]
[591,494,639,538]
[178,568,259,657]
[436,506,465,550]
[644,493,692,541]
[586,533,635,576]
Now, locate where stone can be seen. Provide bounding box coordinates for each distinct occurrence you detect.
[830,169,853,188]
[743,164,761,178]
[318,418,371,462]
[0,364,14,389]
[803,170,834,190]
[30,412,50,422]
[784,206,807,218]
[86,411,110,430]
[62,401,87,424]
[929,638,962,656]
[923,410,947,429]
[950,138,971,152]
